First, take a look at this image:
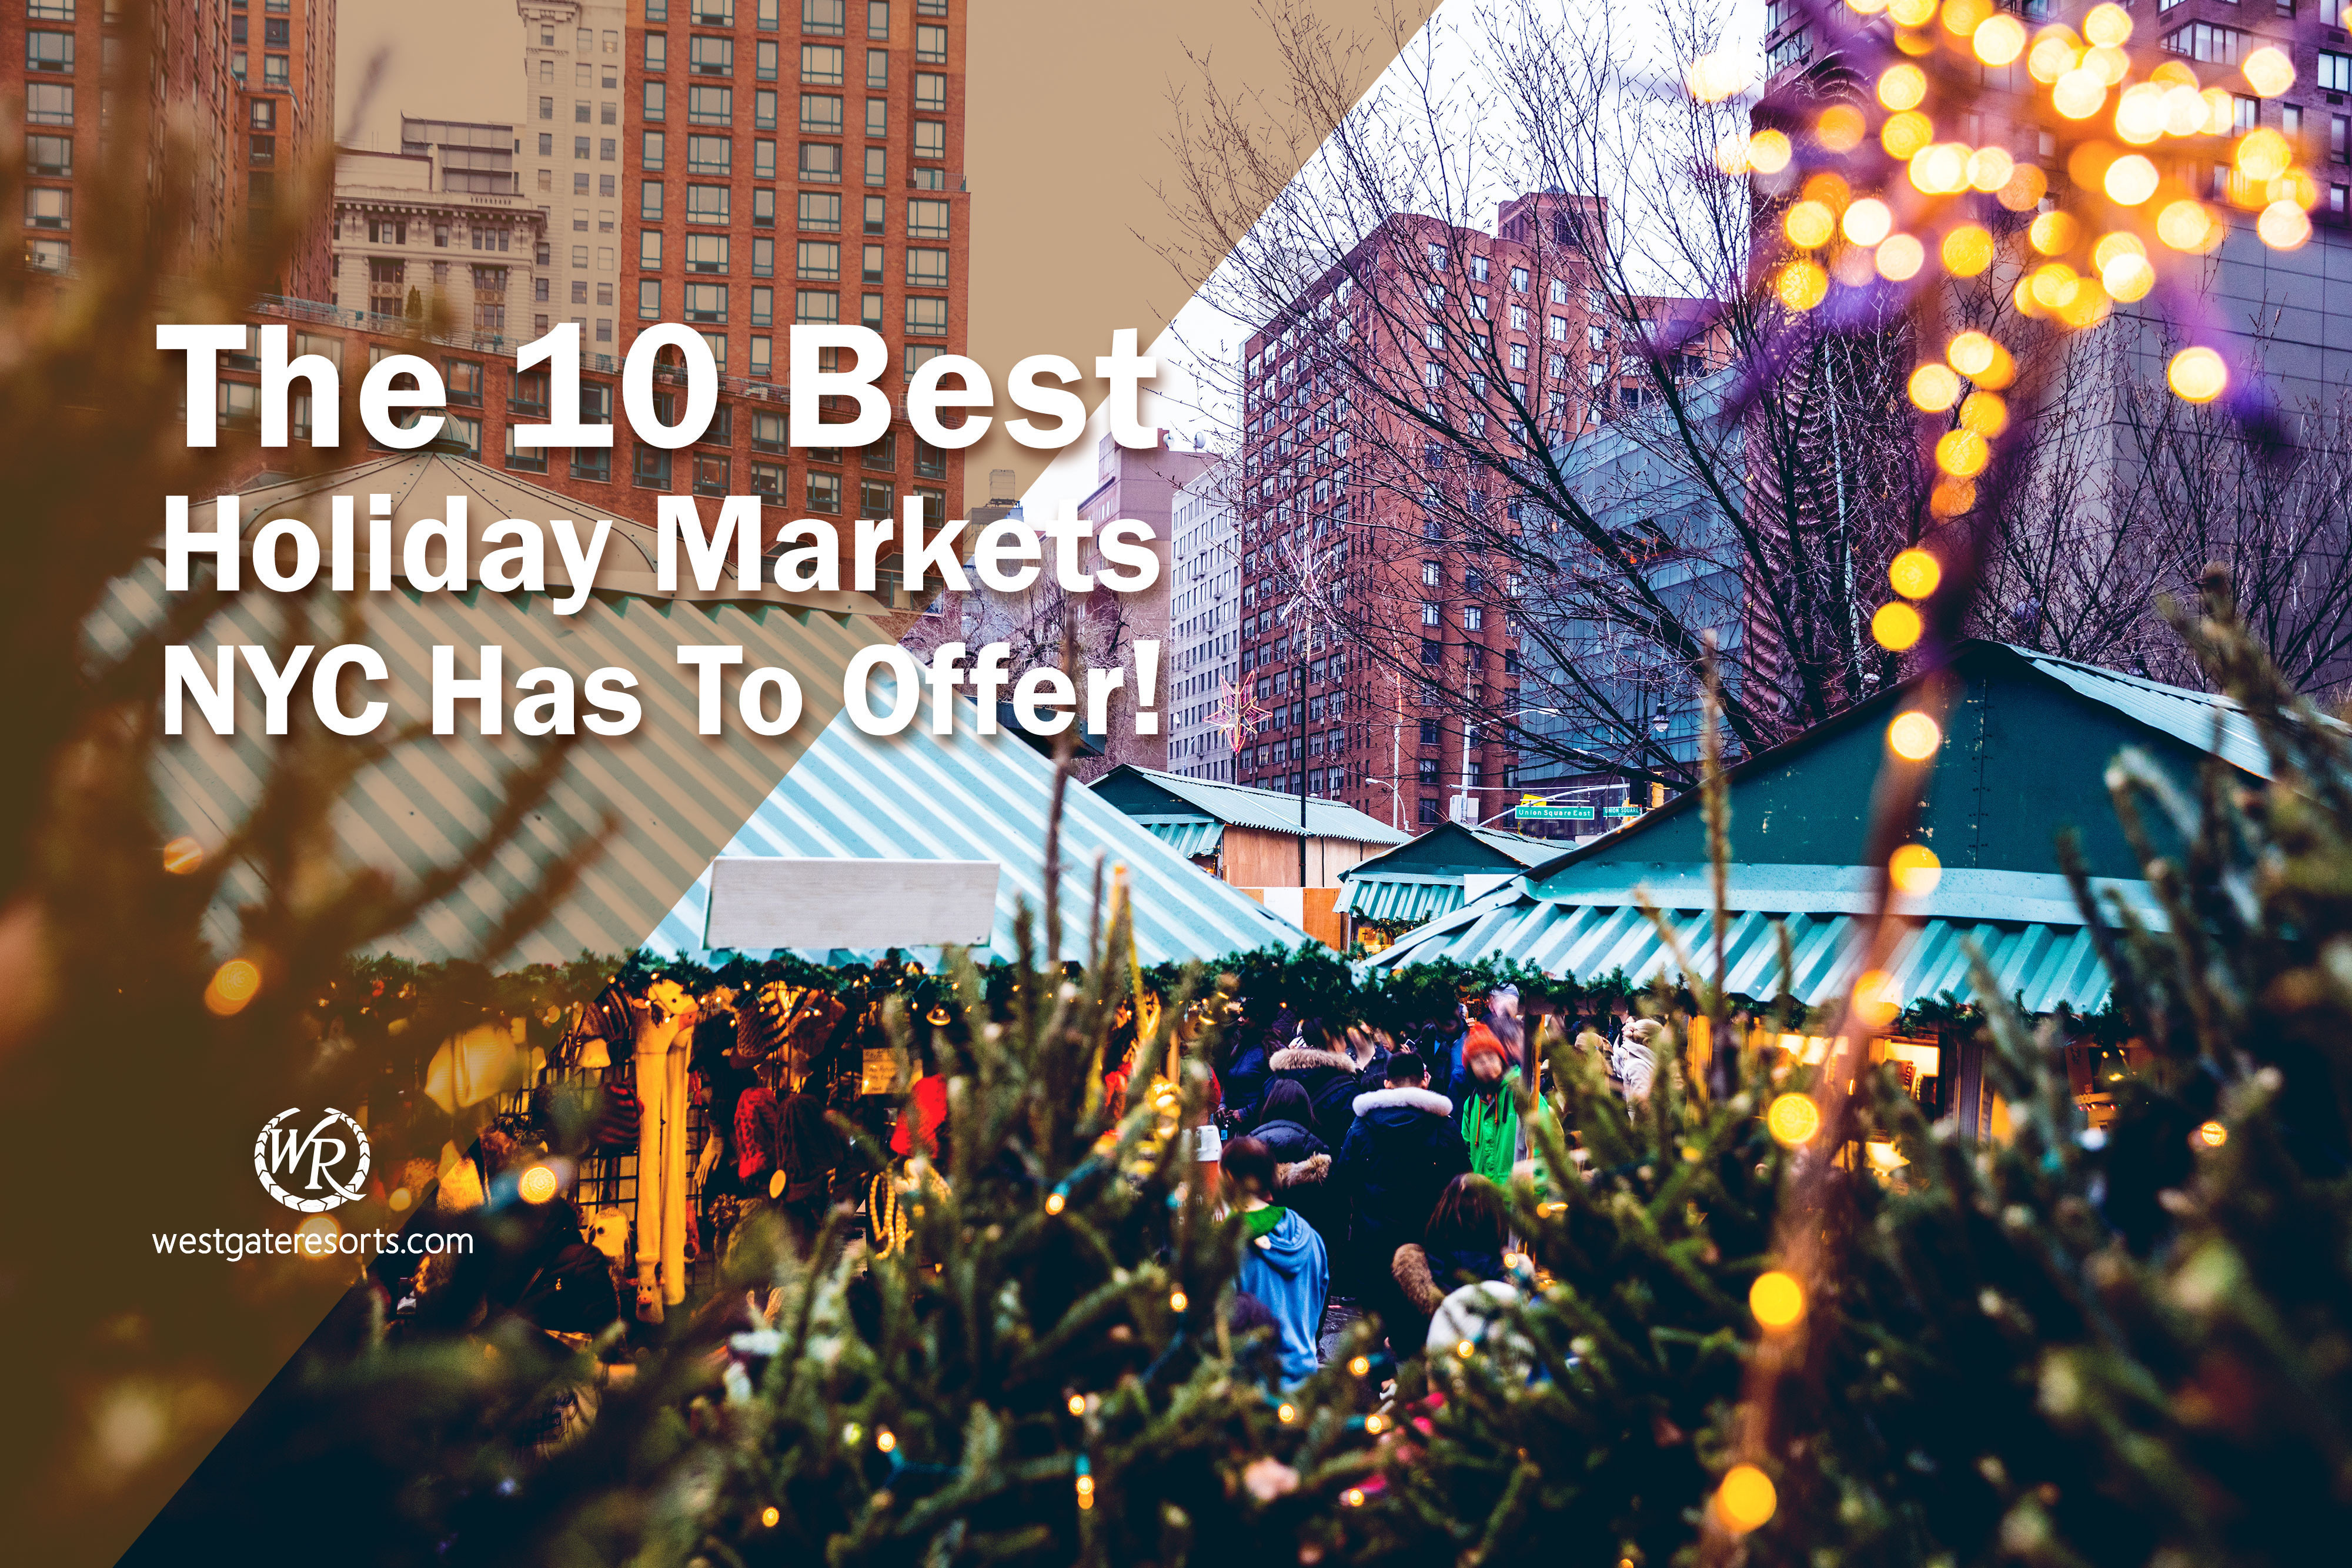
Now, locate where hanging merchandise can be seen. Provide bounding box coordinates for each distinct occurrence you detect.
[629,978,700,1323]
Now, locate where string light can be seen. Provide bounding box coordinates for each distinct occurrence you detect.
[1365,1413,1388,1435]
[1888,549,1943,599]
[1454,1339,1476,1359]
[1889,844,1943,895]
[1075,1456,1095,1510]
[1343,1487,1368,1507]
[517,1164,559,1205]
[1168,1289,1189,1313]
[162,836,205,874]
[1348,1355,1371,1377]
[1872,601,1923,653]
[2196,1119,2229,1149]
[1068,1394,1087,1416]
[1766,1093,1822,1146]
[1277,1402,1297,1423]
[205,958,262,1016]
[1045,1191,1065,1215]
[1715,1465,1779,1533]
[760,1506,781,1528]
[876,1428,897,1453]
[1888,711,1943,760]
[1750,1270,1806,1330]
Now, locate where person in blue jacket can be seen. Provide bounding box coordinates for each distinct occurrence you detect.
[1221,1134,1329,1387]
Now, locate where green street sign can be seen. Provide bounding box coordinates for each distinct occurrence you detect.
[1515,804,1595,820]
[1602,804,1646,818]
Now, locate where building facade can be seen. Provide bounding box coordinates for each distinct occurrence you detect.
[1238,193,1622,835]
[10,0,330,295]
[619,0,969,530]
[332,137,545,350]
[516,0,630,349]
[1167,459,1240,783]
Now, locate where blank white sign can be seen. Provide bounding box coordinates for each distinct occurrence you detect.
[702,857,1000,950]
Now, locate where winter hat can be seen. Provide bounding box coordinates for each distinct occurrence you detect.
[1462,1022,1509,1071]
[1255,1078,1315,1128]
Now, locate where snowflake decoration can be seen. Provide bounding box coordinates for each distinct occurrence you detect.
[1211,679,1268,751]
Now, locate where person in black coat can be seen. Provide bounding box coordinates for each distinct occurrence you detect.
[1264,1018,1360,1138]
[1250,1079,1344,1278]
[1334,1051,1470,1353]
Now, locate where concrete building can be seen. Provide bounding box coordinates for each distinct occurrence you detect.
[332,136,544,349]
[619,0,970,530]
[9,0,332,297]
[1167,458,1241,783]
[516,1,629,349]
[1070,430,1214,773]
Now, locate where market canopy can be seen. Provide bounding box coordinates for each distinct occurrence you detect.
[1367,641,2265,1014]
[1091,765,1411,852]
[1335,821,1559,927]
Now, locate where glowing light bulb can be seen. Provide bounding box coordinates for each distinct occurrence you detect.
[761,1505,781,1528]
[2196,1119,2228,1148]
[1878,63,1927,111]
[1876,234,1925,281]
[1889,844,1943,894]
[1908,363,1961,412]
[1365,1413,1388,1434]
[1344,1487,1367,1507]
[1890,548,1943,599]
[1717,1465,1779,1533]
[1349,1355,1371,1376]
[1750,1271,1806,1329]
[518,1164,559,1204]
[1169,1289,1189,1313]
[876,1428,897,1453]
[1748,128,1793,174]
[1842,198,1892,247]
[1784,200,1836,249]
[1454,1339,1476,1359]
[1872,601,1925,652]
[1776,259,1829,310]
[2167,346,2229,403]
[1766,1093,1822,1146]
[1277,1402,1298,1423]
[1045,1191,1065,1215]
[1888,711,1944,760]
[2104,154,2159,206]
[2244,45,2296,97]
[1973,14,2026,65]
[1816,105,1867,152]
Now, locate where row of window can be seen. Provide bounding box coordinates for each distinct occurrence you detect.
[640,0,950,33]
[641,26,948,79]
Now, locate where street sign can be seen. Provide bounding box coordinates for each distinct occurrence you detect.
[1602,804,1646,818]
[1514,804,1595,820]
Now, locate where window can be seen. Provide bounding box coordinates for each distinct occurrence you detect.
[25,236,67,272]
[799,190,842,228]
[752,460,788,502]
[574,135,592,158]
[866,194,887,233]
[801,92,843,132]
[860,478,895,517]
[797,288,839,322]
[911,71,950,116]
[868,0,891,36]
[634,446,674,489]
[642,130,666,169]
[753,409,790,452]
[693,0,734,21]
[26,0,75,18]
[684,282,727,323]
[916,23,947,62]
[756,88,780,128]
[689,36,733,74]
[799,239,841,278]
[862,291,884,328]
[642,85,664,132]
[806,0,847,31]
[906,343,943,380]
[2236,94,2260,133]
[24,187,70,230]
[1418,798,1441,825]
[688,84,732,123]
[759,40,781,79]
[539,95,554,121]
[753,188,777,226]
[694,453,731,496]
[26,83,72,126]
[866,98,887,136]
[602,101,619,126]
[2167,24,2247,65]
[640,278,662,318]
[906,296,948,335]
[907,247,949,287]
[753,235,776,273]
[2325,52,2352,93]
[26,135,71,178]
[685,232,727,270]
[1548,315,1569,341]
[751,285,774,325]
[642,180,665,220]
[916,438,947,479]
[644,32,667,70]
[1464,605,1484,631]
[869,48,891,87]
[687,183,732,222]
[688,133,731,173]
[807,470,842,511]
[26,31,74,72]
[862,243,884,282]
[800,141,843,180]
[571,447,613,483]
[914,119,946,160]
[864,146,886,184]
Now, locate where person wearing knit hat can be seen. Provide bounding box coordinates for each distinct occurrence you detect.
[1454,1022,1536,1188]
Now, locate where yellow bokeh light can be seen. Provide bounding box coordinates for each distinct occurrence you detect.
[1749,128,1793,173]
[2085,45,2129,86]
[2151,59,2200,89]
[2237,127,2293,182]
[2156,199,2220,252]
[1935,428,1991,477]
[1930,480,1977,518]
[1945,331,1997,378]
[2029,262,2082,310]
[1715,134,1754,176]
[1942,224,1994,276]
[205,958,262,1016]
[518,1164,559,1203]
[2196,1119,2229,1148]
[1878,63,1927,111]
[1842,198,1893,247]
[1816,104,1867,152]
[2167,346,2228,403]
[1909,142,1970,194]
[2027,34,2078,85]
[1876,233,1926,281]
[2114,83,2167,145]
[1998,162,2049,212]
[1847,0,1890,12]
[2162,82,2209,138]
[1750,1271,1807,1330]
[1068,1393,1088,1415]
[2083,1,2132,45]
[2273,169,2319,210]
[1717,1466,1779,1533]
[1802,171,1853,208]
[2053,67,2106,119]
[1973,14,2026,66]
[2090,230,2146,270]
[1784,200,1836,248]
[1890,843,1943,895]
[761,1506,781,1529]
[1777,259,1829,310]
[2243,45,2296,98]
[2102,252,2156,302]
[1855,969,1905,1027]
[1888,710,1945,760]
[1766,1093,1823,1146]
[1942,0,1992,34]
[2104,153,2159,205]
[1889,0,1937,23]
[2259,199,2313,250]
[2201,86,2236,136]
[1967,146,2015,192]
[876,1428,897,1452]
[1685,51,1752,103]
[1960,390,2010,437]
[2028,210,2080,255]
[1882,111,1935,159]
[1872,601,1925,651]
[1349,1355,1371,1376]
[295,1213,340,1247]
[2057,278,2113,330]
[162,835,206,874]
[1908,362,1962,412]
[1889,547,1944,598]
[1170,1289,1189,1313]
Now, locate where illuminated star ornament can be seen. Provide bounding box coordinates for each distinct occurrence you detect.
[1211,678,1268,752]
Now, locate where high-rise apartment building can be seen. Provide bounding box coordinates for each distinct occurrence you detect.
[517,1,629,347]
[1071,430,1212,773]
[1237,194,1607,834]
[1168,462,1240,783]
[621,0,969,531]
[10,0,329,295]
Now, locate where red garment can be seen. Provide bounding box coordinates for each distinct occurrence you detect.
[734,1085,779,1183]
[890,1074,950,1157]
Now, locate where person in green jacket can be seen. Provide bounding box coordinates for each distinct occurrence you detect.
[1457,1023,1543,1188]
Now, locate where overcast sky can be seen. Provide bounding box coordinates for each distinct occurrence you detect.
[336,0,527,152]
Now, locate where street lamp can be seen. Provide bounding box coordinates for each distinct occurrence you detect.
[1458,704,1560,827]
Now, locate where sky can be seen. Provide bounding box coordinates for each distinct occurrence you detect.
[335,0,526,152]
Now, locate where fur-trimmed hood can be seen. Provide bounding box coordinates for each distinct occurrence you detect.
[1268,1045,1358,1075]
[1392,1243,1444,1315]
[1274,1151,1331,1189]
[1352,1085,1454,1119]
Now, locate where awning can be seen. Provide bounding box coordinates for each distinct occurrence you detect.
[1133,817,1225,860]
[1334,874,1467,925]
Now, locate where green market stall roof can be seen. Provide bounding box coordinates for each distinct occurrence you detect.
[98,449,1304,966]
[1336,822,1561,927]
[1090,766,1411,855]
[1367,641,2266,1012]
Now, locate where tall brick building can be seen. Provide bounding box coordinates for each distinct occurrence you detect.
[618,0,969,530]
[1236,193,1611,835]
[9,0,332,296]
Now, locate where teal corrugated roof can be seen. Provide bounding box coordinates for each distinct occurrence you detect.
[1098,767,1409,844]
[1462,826,1568,866]
[2010,646,2274,780]
[644,711,1307,965]
[1134,817,1225,860]
[1367,892,2118,1012]
[1335,875,1466,925]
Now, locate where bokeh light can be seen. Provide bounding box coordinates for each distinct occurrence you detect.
[1889,549,1944,599]
[1872,601,1924,651]
[1890,844,1943,895]
[1750,1271,1806,1330]
[1888,711,1943,760]
[2167,346,2228,403]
